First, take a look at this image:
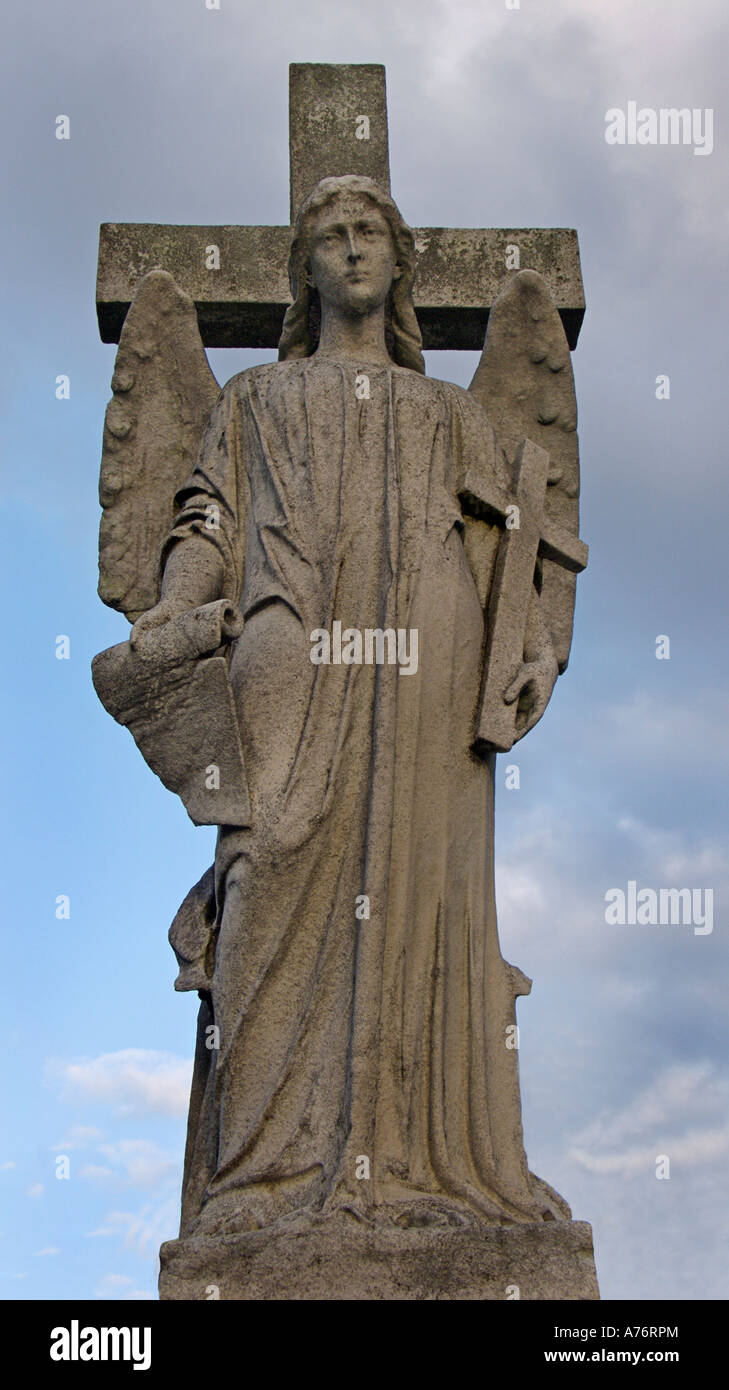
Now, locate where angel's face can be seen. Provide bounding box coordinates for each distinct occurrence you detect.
[307,193,402,319]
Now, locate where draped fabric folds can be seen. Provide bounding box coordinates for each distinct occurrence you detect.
[167,357,568,1235]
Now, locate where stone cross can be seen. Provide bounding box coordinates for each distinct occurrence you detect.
[95,63,585,353]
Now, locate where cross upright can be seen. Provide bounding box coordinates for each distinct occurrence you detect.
[96,63,585,355]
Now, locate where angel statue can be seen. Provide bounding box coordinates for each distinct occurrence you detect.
[92,174,588,1277]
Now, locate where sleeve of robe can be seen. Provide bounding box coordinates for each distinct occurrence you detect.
[159,376,247,606]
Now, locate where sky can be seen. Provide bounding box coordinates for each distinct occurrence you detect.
[1,0,727,1302]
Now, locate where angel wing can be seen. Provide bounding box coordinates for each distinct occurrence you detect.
[468,269,581,671]
[98,269,220,623]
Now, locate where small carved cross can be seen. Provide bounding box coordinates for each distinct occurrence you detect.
[460,442,588,752]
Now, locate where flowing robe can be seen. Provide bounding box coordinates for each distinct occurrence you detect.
[165,355,567,1235]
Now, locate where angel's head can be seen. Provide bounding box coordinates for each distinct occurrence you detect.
[278,175,425,374]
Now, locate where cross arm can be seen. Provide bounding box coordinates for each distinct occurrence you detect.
[95,223,585,350]
[539,519,588,574]
[459,469,588,575]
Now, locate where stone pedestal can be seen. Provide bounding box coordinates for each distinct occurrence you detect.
[159,1213,599,1301]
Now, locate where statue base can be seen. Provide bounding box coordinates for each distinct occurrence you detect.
[158,1213,599,1300]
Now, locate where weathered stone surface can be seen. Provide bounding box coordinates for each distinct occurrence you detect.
[168,866,216,993]
[96,222,584,350]
[289,63,390,218]
[470,269,583,671]
[159,1214,600,1301]
[98,269,219,621]
[91,601,250,827]
[95,177,589,1283]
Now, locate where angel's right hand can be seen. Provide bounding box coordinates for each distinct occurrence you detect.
[130,597,189,650]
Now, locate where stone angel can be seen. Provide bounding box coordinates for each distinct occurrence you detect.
[92,175,587,1254]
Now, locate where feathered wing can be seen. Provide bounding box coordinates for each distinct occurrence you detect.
[98,270,220,623]
[468,269,580,671]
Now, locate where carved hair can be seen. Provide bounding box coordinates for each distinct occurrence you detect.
[278,175,425,374]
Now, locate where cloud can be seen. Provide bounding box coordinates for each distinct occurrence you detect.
[574,1061,729,1146]
[88,1198,179,1259]
[100,1273,134,1288]
[79,1139,180,1192]
[494,798,726,965]
[569,1062,729,1176]
[34,1247,60,1257]
[495,814,606,951]
[96,1140,179,1191]
[26,1184,44,1199]
[616,816,728,883]
[604,691,729,773]
[571,1126,729,1176]
[0,1161,16,1171]
[49,1049,192,1117]
[52,1125,104,1151]
[94,1273,155,1301]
